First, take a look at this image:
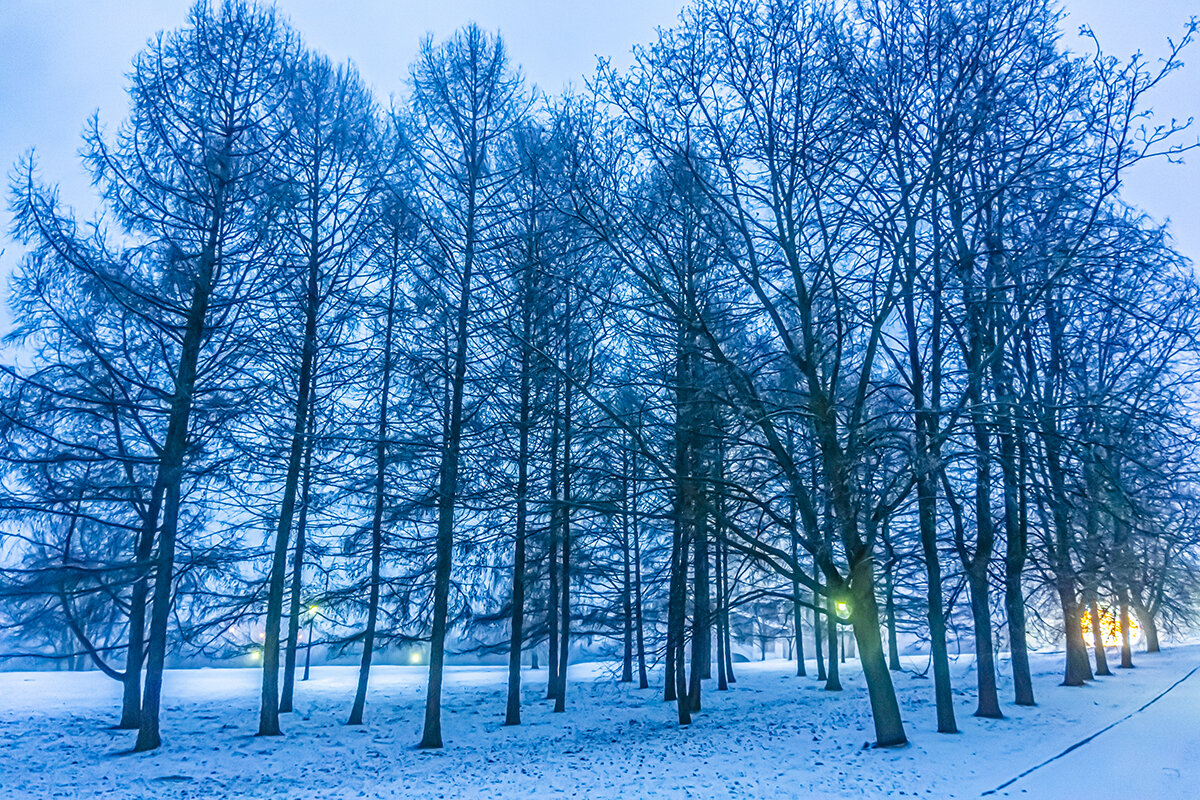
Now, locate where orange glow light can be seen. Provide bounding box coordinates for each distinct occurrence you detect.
[1081,607,1139,647]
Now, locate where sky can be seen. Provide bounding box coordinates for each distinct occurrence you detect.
[0,0,1197,294]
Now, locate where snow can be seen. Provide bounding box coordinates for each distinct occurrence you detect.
[1,647,1197,799]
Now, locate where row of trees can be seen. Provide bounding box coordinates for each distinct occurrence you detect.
[2,0,1198,752]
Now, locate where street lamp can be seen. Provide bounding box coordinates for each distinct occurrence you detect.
[834,599,853,663]
[303,604,318,682]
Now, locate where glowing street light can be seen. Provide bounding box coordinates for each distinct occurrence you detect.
[303,603,319,681]
[834,599,854,662]
[1081,606,1139,647]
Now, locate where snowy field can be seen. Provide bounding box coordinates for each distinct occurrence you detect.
[1,647,1197,800]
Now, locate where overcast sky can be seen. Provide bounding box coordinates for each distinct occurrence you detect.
[1,0,1197,297]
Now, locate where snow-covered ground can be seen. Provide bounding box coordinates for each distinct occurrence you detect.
[1,646,1196,799]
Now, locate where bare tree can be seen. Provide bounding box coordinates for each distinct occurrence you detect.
[403,25,528,749]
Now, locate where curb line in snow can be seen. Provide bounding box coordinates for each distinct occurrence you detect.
[981,662,1200,797]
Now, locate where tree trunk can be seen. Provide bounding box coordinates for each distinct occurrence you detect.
[687,514,710,711]
[135,209,219,752]
[504,292,533,725]
[1118,586,1134,669]
[664,517,681,704]
[553,333,573,715]
[1080,447,1112,680]
[716,542,729,691]
[1059,582,1094,685]
[347,472,385,726]
[632,454,649,690]
[667,321,696,710]
[120,479,165,729]
[714,499,730,690]
[666,519,691,725]
[721,534,735,685]
[259,250,320,738]
[1042,289,1091,688]
[664,625,678,702]
[1144,617,1160,653]
[918,469,958,731]
[904,216,957,729]
[136,488,186,753]
[620,448,633,684]
[1133,601,1159,653]
[848,561,907,747]
[1045,455,1091,686]
[280,380,317,715]
[546,392,561,701]
[884,559,900,672]
[1000,415,1035,705]
[961,206,1003,721]
[348,256,397,727]
[791,525,807,678]
[813,555,826,682]
[418,208,476,750]
[967,567,1003,718]
[824,593,841,692]
[1087,594,1113,677]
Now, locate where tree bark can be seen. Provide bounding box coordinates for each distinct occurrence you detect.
[849,560,907,747]
[716,540,729,691]
[884,557,901,672]
[632,445,649,690]
[813,555,826,683]
[960,203,1003,721]
[790,522,807,678]
[280,378,317,715]
[824,593,841,692]
[418,200,476,749]
[259,244,320,738]
[135,193,221,752]
[1087,594,1113,677]
[721,534,735,685]
[620,448,633,684]
[1118,586,1134,668]
[120,478,164,729]
[1133,601,1160,653]
[348,253,397,727]
[967,567,1003,717]
[903,205,958,729]
[999,394,1035,705]
[504,277,533,725]
[1059,582,1094,685]
[546,387,561,701]
[919,469,958,730]
[687,512,710,711]
[553,320,573,714]
[666,517,691,725]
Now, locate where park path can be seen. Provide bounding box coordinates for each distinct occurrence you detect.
[988,661,1200,799]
